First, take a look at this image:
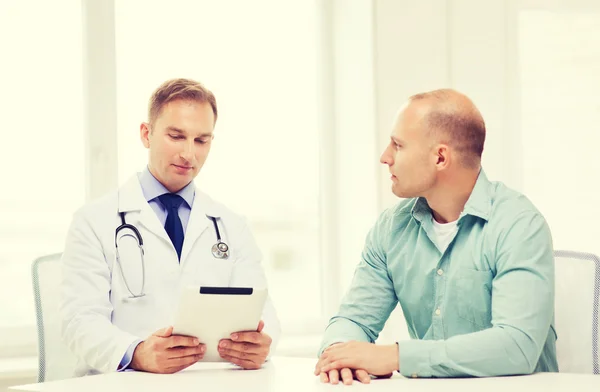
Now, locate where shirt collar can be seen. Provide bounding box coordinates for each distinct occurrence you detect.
[460,169,492,221]
[138,166,195,209]
[411,169,492,223]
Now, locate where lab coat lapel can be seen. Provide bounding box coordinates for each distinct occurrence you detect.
[118,175,172,246]
[180,190,221,265]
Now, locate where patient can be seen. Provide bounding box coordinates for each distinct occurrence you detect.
[314,89,558,384]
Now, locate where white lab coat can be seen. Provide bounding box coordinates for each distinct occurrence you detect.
[60,175,280,376]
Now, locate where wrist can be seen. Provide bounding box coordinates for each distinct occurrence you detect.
[388,343,399,373]
[129,341,146,371]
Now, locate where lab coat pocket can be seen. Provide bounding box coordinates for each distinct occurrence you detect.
[193,255,235,287]
[454,267,494,328]
[204,259,233,287]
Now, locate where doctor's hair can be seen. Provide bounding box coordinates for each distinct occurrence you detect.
[409,89,485,169]
[148,78,218,127]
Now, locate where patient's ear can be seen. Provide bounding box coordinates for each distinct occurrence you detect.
[434,144,450,170]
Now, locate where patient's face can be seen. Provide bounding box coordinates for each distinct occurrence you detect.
[380,102,437,199]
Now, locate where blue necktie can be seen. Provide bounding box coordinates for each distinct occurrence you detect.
[158,193,185,260]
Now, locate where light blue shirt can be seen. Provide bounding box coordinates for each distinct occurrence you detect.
[319,170,558,377]
[118,167,196,371]
[139,166,195,231]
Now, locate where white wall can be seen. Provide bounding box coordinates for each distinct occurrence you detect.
[375,0,522,211]
[331,0,380,306]
[371,0,522,344]
[3,1,598,386]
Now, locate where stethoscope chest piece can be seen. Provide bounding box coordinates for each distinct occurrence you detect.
[211,241,229,259]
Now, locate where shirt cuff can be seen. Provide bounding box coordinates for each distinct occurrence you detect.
[117,339,143,371]
[318,318,371,356]
[398,339,444,378]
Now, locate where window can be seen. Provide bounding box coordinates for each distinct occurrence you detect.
[115,0,321,331]
[0,1,84,350]
[518,6,600,254]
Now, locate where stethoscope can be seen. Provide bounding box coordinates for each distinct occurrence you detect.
[114,211,229,299]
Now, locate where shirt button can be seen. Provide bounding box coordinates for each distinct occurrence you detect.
[435,308,441,316]
[437,269,444,276]
[411,373,418,378]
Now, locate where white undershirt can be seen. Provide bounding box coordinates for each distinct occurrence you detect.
[431,218,459,253]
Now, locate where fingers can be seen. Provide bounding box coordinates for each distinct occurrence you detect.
[167,353,204,369]
[316,353,333,372]
[219,340,263,355]
[219,347,261,361]
[329,369,340,385]
[314,350,335,374]
[257,320,265,333]
[321,361,345,373]
[319,372,329,383]
[315,355,334,374]
[153,326,173,338]
[314,359,323,375]
[218,340,266,364]
[167,344,205,359]
[340,368,353,385]
[221,354,261,370]
[314,343,345,375]
[320,356,355,373]
[318,368,371,385]
[166,335,201,348]
[230,331,270,345]
[317,343,345,372]
[354,369,371,384]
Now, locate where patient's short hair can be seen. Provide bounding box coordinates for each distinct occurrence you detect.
[410,89,486,168]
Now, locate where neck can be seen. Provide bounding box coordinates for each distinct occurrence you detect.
[423,169,479,223]
[147,165,189,193]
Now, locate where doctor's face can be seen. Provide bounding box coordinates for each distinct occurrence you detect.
[140,99,215,193]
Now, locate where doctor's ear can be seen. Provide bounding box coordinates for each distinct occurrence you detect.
[140,122,151,148]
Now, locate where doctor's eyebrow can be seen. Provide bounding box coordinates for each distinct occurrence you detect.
[166,126,213,138]
[166,126,186,134]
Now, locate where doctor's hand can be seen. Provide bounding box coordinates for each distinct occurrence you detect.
[130,326,206,374]
[218,320,272,370]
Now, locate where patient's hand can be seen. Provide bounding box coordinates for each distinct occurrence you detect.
[313,341,396,385]
[218,320,272,369]
[319,368,376,385]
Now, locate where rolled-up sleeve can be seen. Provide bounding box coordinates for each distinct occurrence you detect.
[319,220,398,355]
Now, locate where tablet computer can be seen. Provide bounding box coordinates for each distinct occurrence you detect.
[172,286,267,362]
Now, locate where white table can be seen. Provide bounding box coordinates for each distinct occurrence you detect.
[7,357,600,392]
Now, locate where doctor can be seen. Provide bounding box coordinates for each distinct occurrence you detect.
[60,78,280,376]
